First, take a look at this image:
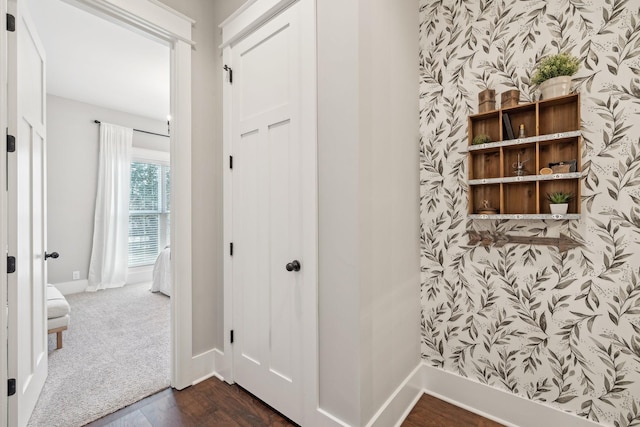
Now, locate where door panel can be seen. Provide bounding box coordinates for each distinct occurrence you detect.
[267,119,294,381]
[240,28,289,120]
[7,2,48,425]
[231,3,303,423]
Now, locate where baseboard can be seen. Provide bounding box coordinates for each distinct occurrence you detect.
[212,348,232,383]
[127,266,153,284]
[315,408,350,427]
[53,270,152,295]
[366,363,423,427]
[190,348,217,385]
[420,364,602,427]
[191,348,227,385]
[311,363,423,427]
[52,280,88,295]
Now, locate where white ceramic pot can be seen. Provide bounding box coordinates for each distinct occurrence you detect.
[538,76,572,100]
[550,203,568,215]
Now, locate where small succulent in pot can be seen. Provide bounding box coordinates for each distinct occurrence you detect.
[472,134,491,145]
[531,53,580,85]
[546,191,574,204]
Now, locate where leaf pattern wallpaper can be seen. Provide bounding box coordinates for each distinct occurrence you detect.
[418,1,640,426]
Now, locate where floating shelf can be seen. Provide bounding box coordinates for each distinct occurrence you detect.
[468,213,581,220]
[466,130,581,152]
[469,172,582,186]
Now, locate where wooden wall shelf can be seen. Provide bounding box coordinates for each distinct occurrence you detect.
[467,93,582,218]
[468,213,581,220]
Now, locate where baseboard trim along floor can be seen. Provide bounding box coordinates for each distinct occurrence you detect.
[419,364,601,427]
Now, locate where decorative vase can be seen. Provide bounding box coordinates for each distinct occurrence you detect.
[550,203,568,215]
[538,76,572,100]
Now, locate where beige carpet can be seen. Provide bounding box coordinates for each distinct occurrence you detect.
[28,282,170,427]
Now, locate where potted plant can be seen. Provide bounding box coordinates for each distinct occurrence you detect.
[472,134,491,145]
[531,52,580,99]
[546,191,574,214]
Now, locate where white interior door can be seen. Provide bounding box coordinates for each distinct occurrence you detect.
[230,3,307,423]
[7,1,48,425]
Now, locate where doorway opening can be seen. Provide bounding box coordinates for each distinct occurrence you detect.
[19,0,185,424]
[1,0,193,424]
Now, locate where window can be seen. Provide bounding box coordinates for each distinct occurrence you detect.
[129,161,170,267]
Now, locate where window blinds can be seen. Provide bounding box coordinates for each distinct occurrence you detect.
[129,162,170,267]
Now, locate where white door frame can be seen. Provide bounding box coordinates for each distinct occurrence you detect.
[60,0,195,392]
[1,0,10,424]
[0,2,196,416]
[7,4,49,424]
[221,0,322,424]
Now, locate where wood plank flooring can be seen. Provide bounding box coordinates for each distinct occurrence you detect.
[403,394,504,427]
[86,376,503,427]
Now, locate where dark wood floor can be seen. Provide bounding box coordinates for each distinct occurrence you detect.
[85,376,503,426]
[403,394,503,427]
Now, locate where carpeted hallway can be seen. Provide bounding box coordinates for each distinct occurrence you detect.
[28,282,170,427]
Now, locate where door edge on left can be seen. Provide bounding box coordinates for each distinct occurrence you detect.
[1,0,11,424]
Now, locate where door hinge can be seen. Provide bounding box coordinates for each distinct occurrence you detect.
[7,134,15,153]
[230,330,234,344]
[223,65,233,84]
[6,14,15,32]
[8,379,15,396]
[7,256,15,274]
[230,242,234,256]
[229,155,233,169]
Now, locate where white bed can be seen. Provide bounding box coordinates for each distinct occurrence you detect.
[151,246,171,296]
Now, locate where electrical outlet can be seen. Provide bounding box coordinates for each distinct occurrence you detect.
[72,271,80,280]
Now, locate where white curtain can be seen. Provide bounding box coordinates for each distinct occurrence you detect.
[87,123,133,291]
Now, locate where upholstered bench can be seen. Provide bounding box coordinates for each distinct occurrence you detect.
[46,284,70,349]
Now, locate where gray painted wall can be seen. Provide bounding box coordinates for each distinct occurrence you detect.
[152,1,421,423]
[46,95,168,285]
[157,0,245,355]
[317,0,421,424]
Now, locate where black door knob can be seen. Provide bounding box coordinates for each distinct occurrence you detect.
[286,260,301,272]
[44,252,59,260]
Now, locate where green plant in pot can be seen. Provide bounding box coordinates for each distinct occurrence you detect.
[472,134,491,145]
[546,191,574,215]
[531,52,580,99]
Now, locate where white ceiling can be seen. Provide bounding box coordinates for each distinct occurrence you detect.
[27,0,170,120]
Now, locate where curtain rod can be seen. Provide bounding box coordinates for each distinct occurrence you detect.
[93,120,170,138]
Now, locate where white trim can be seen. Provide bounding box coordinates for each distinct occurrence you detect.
[365,364,423,427]
[314,362,606,427]
[61,0,194,46]
[278,364,422,427]
[219,0,296,48]
[169,39,193,390]
[420,364,602,427]
[298,1,320,426]
[218,0,256,29]
[212,348,227,381]
[315,408,350,427]
[51,280,88,296]
[58,0,194,391]
[395,393,424,427]
[190,349,217,385]
[0,0,9,424]
[7,4,49,423]
[126,265,153,284]
[143,0,195,24]
[220,43,234,385]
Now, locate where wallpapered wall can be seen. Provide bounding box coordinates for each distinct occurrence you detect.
[418,1,640,426]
